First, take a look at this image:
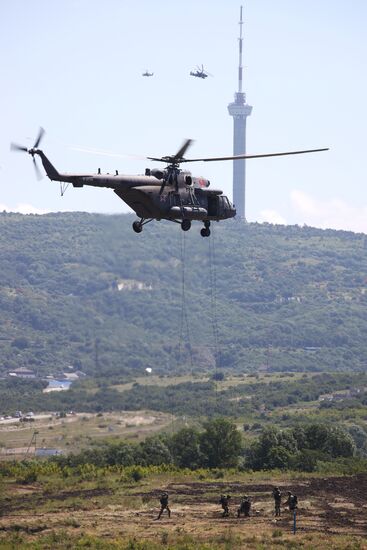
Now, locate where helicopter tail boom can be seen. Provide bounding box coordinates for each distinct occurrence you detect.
[36,150,63,181]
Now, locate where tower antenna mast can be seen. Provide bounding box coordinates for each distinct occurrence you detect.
[238,5,244,94]
[227,5,253,221]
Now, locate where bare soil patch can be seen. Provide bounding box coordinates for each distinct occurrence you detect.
[0,473,366,547]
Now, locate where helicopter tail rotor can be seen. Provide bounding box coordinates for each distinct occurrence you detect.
[32,156,43,181]
[10,143,28,152]
[33,127,45,148]
[10,127,45,180]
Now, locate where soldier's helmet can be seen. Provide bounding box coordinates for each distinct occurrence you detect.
[287,491,292,495]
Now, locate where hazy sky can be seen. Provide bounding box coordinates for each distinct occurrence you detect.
[1,0,366,233]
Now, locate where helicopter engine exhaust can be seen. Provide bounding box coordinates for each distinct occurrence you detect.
[175,173,193,187]
[146,168,164,180]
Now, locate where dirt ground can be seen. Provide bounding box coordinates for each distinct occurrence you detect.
[0,474,366,547]
[132,475,367,538]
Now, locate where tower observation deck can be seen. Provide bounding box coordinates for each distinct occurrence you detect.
[227,6,252,220]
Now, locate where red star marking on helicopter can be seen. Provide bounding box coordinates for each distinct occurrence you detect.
[198,178,206,187]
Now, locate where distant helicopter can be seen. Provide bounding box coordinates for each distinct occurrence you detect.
[142,70,154,77]
[11,128,328,237]
[190,65,212,79]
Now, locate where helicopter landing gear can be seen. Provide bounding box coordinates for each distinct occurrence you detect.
[181,219,191,231]
[200,220,211,237]
[132,218,153,233]
[132,221,143,233]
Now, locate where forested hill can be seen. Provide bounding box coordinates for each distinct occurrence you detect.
[1,212,366,378]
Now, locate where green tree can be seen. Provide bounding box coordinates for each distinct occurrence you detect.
[170,427,203,469]
[136,436,173,466]
[104,442,136,466]
[199,418,243,468]
[304,424,355,458]
[293,449,328,472]
[304,424,330,451]
[325,426,356,458]
[266,446,293,470]
[246,426,297,470]
[348,425,367,455]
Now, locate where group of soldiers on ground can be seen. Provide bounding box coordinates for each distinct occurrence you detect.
[219,494,251,518]
[272,487,298,516]
[156,487,298,520]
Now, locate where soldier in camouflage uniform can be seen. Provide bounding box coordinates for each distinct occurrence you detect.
[219,494,231,517]
[284,491,298,512]
[272,487,282,517]
[156,492,171,519]
[237,495,251,517]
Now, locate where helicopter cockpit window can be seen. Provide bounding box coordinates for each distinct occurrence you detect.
[219,196,230,208]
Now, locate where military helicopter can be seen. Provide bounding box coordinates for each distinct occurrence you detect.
[142,70,154,77]
[11,128,328,237]
[190,65,211,79]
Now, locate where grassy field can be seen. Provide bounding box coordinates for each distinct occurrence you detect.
[111,372,307,393]
[0,411,172,457]
[0,469,366,549]
[0,371,313,457]
[0,369,365,548]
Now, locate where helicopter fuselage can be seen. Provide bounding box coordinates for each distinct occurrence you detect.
[34,149,236,234]
[12,129,328,236]
[190,71,208,79]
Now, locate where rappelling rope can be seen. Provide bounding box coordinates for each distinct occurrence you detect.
[178,229,194,372]
[208,226,221,411]
[209,226,221,369]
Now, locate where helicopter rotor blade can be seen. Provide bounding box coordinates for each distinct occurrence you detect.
[10,127,45,154]
[174,139,194,161]
[179,148,329,164]
[70,146,145,161]
[147,139,195,164]
[10,128,45,181]
[33,127,45,148]
[10,142,28,152]
[33,157,43,181]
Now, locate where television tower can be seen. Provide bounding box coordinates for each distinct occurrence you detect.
[227,6,252,220]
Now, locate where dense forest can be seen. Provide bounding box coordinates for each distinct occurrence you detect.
[1,212,367,379]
